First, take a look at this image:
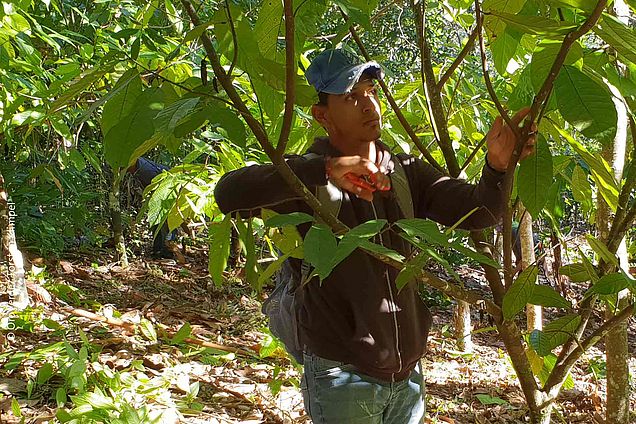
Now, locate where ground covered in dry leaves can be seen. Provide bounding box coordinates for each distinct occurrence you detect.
[0,245,634,423]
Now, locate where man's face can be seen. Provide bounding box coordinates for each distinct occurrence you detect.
[315,78,382,144]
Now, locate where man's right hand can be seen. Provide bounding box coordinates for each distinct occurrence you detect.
[326,156,390,202]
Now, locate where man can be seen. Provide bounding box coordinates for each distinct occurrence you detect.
[214,49,535,423]
[128,157,176,258]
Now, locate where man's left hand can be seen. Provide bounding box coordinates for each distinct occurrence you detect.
[486,107,537,172]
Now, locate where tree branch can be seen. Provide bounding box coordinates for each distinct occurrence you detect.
[345,19,446,174]
[180,0,347,233]
[411,0,460,177]
[437,27,478,90]
[544,302,635,393]
[275,0,296,155]
[474,0,514,130]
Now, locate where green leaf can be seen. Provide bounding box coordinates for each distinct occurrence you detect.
[585,234,619,266]
[545,0,597,11]
[208,215,232,287]
[556,127,619,211]
[530,40,583,92]
[570,165,593,215]
[451,243,501,269]
[490,28,521,75]
[103,87,166,168]
[36,362,54,385]
[330,220,388,271]
[254,0,283,58]
[171,322,192,344]
[490,11,577,37]
[529,314,581,356]
[503,265,538,320]
[518,136,553,218]
[100,69,143,136]
[139,318,157,342]
[396,251,428,290]
[528,285,571,309]
[396,219,449,246]
[594,14,636,67]
[585,272,633,296]
[151,97,200,152]
[475,394,508,405]
[554,65,617,140]
[358,240,404,263]
[238,218,259,290]
[265,212,314,227]
[56,387,67,407]
[560,263,593,282]
[483,0,526,35]
[304,224,338,281]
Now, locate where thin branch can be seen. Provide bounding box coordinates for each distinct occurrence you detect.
[475,0,514,130]
[275,0,296,155]
[437,27,478,90]
[544,302,635,392]
[345,19,446,174]
[460,135,488,173]
[530,0,608,124]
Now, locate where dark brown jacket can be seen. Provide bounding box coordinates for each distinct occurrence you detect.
[214,138,505,381]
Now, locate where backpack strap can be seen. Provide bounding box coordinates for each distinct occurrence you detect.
[301,152,343,222]
[391,157,415,219]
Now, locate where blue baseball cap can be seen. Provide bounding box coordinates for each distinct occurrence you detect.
[306,49,383,95]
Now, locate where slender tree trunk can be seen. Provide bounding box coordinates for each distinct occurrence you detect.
[520,204,542,330]
[600,78,630,424]
[454,300,473,352]
[529,403,554,424]
[109,169,128,267]
[0,172,28,308]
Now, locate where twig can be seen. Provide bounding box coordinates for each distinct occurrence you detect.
[544,302,635,394]
[275,0,296,155]
[437,27,478,89]
[474,0,514,130]
[345,18,446,174]
[460,135,488,173]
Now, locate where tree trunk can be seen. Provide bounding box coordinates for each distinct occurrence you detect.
[454,300,473,352]
[109,170,128,267]
[0,172,29,308]
[520,204,542,331]
[600,77,630,424]
[529,403,554,424]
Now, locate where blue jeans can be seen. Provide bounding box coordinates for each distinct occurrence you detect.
[301,353,426,423]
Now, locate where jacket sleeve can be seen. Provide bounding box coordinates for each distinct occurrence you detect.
[214,154,328,217]
[406,156,505,230]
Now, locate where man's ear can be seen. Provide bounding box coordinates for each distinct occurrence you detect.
[311,104,330,130]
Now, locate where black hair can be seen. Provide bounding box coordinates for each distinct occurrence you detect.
[317,91,329,106]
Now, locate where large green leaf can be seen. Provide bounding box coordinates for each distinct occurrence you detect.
[554,65,617,140]
[570,165,593,215]
[556,127,619,211]
[304,224,338,281]
[396,219,449,246]
[490,28,522,75]
[208,215,232,287]
[330,220,388,271]
[254,0,283,59]
[560,263,593,282]
[594,14,636,67]
[151,97,200,152]
[103,87,166,168]
[530,40,583,91]
[489,11,577,37]
[529,314,581,356]
[264,211,314,227]
[503,265,538,320]
[396,251,429,291]
[518,136,553,218]
[545,0,597,11]
[585,234,619,266]
[585,272,634,297]
[528,285,571,309]
[483,0,526,35]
